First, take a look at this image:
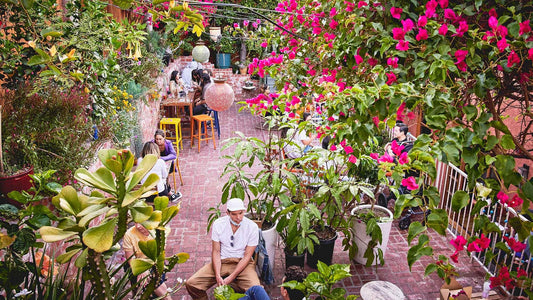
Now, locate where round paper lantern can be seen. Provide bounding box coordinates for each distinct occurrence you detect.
[192,41,210,63]
[204,77,235,111]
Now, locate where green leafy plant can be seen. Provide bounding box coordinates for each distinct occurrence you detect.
[217,35,237,54]
[213,285,245,300]
[0,170,62,298]
[282,262,358,300]
[38,149,189,299]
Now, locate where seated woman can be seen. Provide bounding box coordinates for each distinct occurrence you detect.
[191,72,211,115]
[139,141,181,202]
[169,70,185,98]
[283,113,317,159]
[123,223,172,300]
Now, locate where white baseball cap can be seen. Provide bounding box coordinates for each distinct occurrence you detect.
[226,198,246,212]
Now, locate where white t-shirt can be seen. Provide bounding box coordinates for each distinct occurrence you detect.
[137,157,168,193]
[211,216,259,259]
[284,128,310,159]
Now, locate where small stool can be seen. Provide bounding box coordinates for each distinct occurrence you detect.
[191,114,216,152]
[360,281,405,300]
[208,109,221,139]
[159,118,183,151]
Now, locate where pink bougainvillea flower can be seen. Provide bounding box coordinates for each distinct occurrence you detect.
[416,29,429,41]
[454,21,469,37]
[407,111,416,120]
[330,144,337,151]
[386,72,397,85]
[519,20,531,35]
[398,152,409,164]
[368,58,378,66]
[243,20,249,27]
[344,1,355,11]
[438,0,448,8]
[329,19,338,30]
[467,241,482,252]
[418,15,427,27]
[391,140,405,156]
[387,57,399,68]
[439,23,448,35]
[467,234,491,252]
[288,112,296,118]
[348,155,357,163]
[396,40,409,51]
[370,153,379,160]
[354,54,364,65]
[503,236,527,252]
[378,153,394,163]
[396,102,406,121]
[455,49,468,62]
[390,7,403,19]
[507,50,520,68]
[357,1,367,8]
[313,27,321,35]
[456,61,467,72]
[496,25,508,38]
[497,38,508,52]
[252,22,258,28]
[392,27,406,40]
[372,116,380,127]
[488,16,498,30]
[517,269,528,278]
[508,194,523,208]
[490,266,513,289]
[488,8,498,18]
[444,9,456,21]
[402,19,414,32]
[261,41,268,48]
[450,251,459,263]
[450,235,467,251]
[344,145,354,154]
[233,23,239,28]
[529,48,533,60]
[402,176,419,190]
[425,0,437,17]
[330,7,337,17]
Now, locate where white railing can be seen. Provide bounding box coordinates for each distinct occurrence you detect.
[386,127,531,296]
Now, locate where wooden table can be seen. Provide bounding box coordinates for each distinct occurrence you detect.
[161,97,193,141]
[360,281,405,300]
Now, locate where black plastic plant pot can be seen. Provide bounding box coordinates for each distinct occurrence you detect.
[284,247,305,268]
[306,232,338,269]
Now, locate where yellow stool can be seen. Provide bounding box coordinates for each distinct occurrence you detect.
[191,114,216,153]
[159,118,183,151]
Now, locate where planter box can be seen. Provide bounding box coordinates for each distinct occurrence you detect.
[351,204,393,266]
[439,278,472,300]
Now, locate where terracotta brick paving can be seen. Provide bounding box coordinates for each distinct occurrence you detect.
[162,101,490,299]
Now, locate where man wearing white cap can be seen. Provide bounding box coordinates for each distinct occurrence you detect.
[186,198,260,299]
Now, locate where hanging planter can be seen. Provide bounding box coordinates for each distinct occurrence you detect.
[204,77,235,111]
[209,26,221,42]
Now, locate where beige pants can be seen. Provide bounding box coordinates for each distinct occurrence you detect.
[185,258,260,300]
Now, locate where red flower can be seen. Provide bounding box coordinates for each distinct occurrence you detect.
[387,57,399,68]
[497,191,509,203]
[444,9,456,22]
[508,194,523,208]
[344,145,354,154]
[390,7,402,19]
[416,29,428,41]
[370,153,379,160]
[503,236,527,252]
[354,54,364,65]
[497,38,508,52]
[391,140,405,156]
[439,23,448,35]
[529,48,533,60]
[418,15,427,27]
[507,50,520,68]
[396,40,409,51]
[386,72,397,85]
[467,234,491,252]
[372,116,380,127]
[402,176,419,190]
[519,20,531,35]
[488,16,498,30]
[378,153,394,163]
[438,0,448,8]
[330,144,337,151]
[329,19,338,30]
[368,58,378,66]
[392,28,406,40]
[402,19,414,32]
[357,1,367,8]
[455,49,468,62]
[517,269,527,278]
[453,21,468,37]
[398,152,409,164]
[450,235,467,251]
[450,251,459,263]
[348,155,357,163]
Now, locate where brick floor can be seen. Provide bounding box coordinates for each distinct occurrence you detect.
[163,101,492,299]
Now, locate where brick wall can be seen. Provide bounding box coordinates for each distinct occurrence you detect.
[137,56,260,143]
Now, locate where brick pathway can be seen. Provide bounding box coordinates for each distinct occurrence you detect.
[163,101,490,299]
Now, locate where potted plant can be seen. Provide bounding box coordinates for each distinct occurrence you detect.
[215,35,235,69]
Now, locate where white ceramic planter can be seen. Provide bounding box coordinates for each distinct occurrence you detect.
[351,204,393,266]
[261,223,279,271]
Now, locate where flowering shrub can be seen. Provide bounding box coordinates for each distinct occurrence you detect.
[245,0,533,296]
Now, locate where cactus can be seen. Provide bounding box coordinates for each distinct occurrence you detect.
[39,149,188,299]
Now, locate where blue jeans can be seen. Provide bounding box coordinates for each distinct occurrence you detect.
[239,285,270,300]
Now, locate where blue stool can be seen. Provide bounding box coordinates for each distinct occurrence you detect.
[208,109,220,139]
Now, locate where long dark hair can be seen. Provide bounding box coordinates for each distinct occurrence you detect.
[170,70,179,83]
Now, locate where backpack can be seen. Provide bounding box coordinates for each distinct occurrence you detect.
[254,230,274,285]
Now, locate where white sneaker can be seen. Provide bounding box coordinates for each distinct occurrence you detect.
[170,192,182,202]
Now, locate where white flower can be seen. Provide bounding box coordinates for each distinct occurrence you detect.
[14,289,32,297]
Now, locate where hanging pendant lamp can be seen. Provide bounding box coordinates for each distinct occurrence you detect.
[204,77,235,111]
[192,40,210,63]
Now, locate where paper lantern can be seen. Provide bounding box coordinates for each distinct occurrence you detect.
[204,77,235,111]
[192,41,210,63]
[209,27,221,42]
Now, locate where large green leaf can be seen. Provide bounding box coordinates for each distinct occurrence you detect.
[138,239,158,261]
[130,202,154,223]
[82,219,117,252]
[78,206,109,227]
[98,149,122,175]
[112,0,133,9]
[75,168,116,194]
[75,248,89,268]
[122,188,144,207]
[142,211,162,230]
[40,226,77,242]
[126,155,157,192]
[407,221,426,245]
[425,209,448,235]
[451,191,470,212]
[130,258,154,276]
[56,248,82,264]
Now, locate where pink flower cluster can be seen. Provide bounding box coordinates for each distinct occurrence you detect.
[496,191,523,208]
[490,266,527,290]
[248,54,284,78]
[449,234,490,263]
